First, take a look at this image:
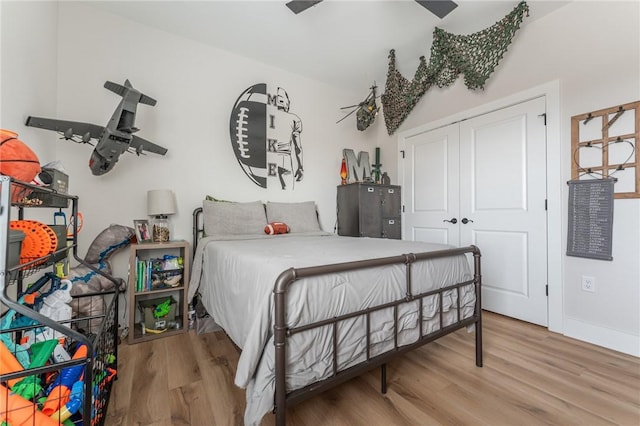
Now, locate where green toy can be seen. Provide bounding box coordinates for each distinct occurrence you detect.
[11,339,58,400]
[153,299,172,319]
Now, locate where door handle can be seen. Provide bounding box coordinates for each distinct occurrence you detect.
[461,218,474,224]
[443,218,457,224]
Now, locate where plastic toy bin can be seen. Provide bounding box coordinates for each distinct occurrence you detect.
[139,296,177,330]
[7,229,24,269]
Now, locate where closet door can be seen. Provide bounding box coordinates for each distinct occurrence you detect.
[459,97,548,326]
[403,123,460,245]
[401,97,548,326]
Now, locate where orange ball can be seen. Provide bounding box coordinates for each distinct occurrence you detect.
[0,129,41,181]
[0,129,41,201]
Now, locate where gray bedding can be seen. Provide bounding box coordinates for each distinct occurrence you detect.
[189,233,475,425]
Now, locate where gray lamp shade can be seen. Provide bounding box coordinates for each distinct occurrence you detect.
[147,189,177,216]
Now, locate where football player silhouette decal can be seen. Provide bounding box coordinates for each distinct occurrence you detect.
[230,84,303,190]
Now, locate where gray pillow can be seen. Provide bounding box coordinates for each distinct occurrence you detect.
[265,201,321,233]
[203,200,267,235]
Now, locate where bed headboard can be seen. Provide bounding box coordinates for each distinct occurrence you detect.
[192,207,204,253]
[193,201,323,254]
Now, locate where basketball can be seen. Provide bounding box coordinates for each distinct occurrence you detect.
[0,129,41,180]
[0,129,41,201]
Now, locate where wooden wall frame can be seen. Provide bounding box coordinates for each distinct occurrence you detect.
[571,101,640,199]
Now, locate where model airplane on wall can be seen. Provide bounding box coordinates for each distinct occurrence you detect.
[26,79,168,176]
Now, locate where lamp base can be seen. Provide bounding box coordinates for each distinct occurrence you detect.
[152,215,171,242]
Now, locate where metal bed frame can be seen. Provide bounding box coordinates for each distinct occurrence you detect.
[193,207,483,425]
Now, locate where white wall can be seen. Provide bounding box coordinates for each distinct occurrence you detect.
[1,1,60,264]
[0,0,58,306]
[378,1,640,355]
[1,0,58,167]
[51,4,375,284]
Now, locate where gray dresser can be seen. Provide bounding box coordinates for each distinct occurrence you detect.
[336,183,401,239]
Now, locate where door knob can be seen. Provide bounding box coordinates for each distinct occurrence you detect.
[461,218,474,224]
[443,218,457,224]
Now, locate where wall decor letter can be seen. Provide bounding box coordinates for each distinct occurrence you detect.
[343,149,371,183]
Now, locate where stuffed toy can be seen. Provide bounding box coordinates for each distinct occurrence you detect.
[265,222,290,235]
[67,224,135,332]
[0,129,41,201]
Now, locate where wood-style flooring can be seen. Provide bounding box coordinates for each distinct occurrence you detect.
[105,311,640,425]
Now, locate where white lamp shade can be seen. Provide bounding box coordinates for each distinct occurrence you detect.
[147,189,177,216]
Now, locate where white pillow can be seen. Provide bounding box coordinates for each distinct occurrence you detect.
[203,200,267,236]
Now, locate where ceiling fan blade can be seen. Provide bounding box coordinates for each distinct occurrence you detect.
[415,0,458,19]
[286,0,323,14]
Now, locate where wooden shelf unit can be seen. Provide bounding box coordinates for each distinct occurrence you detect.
[128,240,190,344]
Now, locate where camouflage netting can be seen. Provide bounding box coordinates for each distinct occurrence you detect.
[382,1,529,135]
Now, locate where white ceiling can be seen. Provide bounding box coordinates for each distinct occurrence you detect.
[87,0,570,93]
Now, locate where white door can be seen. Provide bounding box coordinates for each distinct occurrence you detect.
[403,123,460,245]
[402,97,548,326]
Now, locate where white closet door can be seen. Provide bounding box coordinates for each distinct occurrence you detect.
[459,97,548,326]
[401,97,548,326]
[403,123,460,245]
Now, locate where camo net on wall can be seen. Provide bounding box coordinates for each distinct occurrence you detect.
[382,1,529,135]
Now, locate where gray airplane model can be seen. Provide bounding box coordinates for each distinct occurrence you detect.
[26,79,168,175]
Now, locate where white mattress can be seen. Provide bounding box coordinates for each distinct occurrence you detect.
[189,233,475,425]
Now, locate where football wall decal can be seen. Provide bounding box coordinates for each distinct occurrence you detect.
[230,83,304,190]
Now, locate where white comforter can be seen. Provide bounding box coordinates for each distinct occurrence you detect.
[189,233,475,425]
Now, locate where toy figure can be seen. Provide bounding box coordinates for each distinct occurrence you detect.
[67,224,135,331]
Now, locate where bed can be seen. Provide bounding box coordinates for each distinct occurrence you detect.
[189,199,482,425]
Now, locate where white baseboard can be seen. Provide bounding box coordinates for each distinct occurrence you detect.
[563,317,639,357]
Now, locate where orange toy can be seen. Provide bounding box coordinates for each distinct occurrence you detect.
[264,222,290,235]
[0,384,57,426]
[0,129,41,201]
[9,220,58,265]
[0,341,24,388]
[41,344,87,416]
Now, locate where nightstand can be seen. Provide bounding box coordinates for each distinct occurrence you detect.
[127,240,190,343]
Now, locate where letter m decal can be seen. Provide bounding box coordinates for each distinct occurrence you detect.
[342,149,371,183]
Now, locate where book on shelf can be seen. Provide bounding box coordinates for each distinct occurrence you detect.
[135,257,183,292]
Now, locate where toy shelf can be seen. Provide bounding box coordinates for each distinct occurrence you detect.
[127,240,190,344]
[1,176,119,426]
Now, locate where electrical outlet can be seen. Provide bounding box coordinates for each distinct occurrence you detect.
[581,276,596,292]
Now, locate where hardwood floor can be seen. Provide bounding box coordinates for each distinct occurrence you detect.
[105,312,640,425]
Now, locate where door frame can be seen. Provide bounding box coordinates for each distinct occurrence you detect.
[397,80,562,333]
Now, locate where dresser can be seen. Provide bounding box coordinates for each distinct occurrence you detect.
[336,183,401,239]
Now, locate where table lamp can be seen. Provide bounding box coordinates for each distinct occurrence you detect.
[147,189,177,242]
